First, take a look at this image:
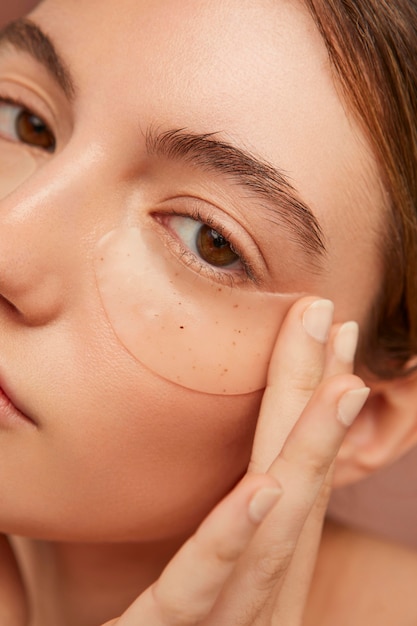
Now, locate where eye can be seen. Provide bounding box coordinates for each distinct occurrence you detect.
[169,215,242,269]
[0,99,56,152]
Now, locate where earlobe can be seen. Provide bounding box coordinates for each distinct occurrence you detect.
[333,368,417,487]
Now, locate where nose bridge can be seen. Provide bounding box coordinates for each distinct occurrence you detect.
[0,142,106,325]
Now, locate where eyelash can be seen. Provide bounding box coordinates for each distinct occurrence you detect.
[155,203,258,288]
[0,94,56,152]
[0,97,259,288]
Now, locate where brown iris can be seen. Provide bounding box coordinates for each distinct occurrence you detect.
[16,110,56,152]
[196,225,239,267]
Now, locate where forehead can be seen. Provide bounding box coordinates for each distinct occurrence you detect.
[33,0,368,200]
[33,0,331,126]
[39,0,330,126]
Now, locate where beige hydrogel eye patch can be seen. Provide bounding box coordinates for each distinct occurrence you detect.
[0,147,37,199]
[95,226,300,395]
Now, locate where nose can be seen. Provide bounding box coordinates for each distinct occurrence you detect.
[0,144,104,326]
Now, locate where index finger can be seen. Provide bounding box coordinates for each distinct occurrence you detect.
[249,296,334,473]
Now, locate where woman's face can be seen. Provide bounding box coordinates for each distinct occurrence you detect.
[0,0,385,541]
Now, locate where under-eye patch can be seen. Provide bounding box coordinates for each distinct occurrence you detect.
[94,226,300,395]
[0,146,37,199]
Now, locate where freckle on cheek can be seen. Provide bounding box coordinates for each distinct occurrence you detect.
[94,226,300,395]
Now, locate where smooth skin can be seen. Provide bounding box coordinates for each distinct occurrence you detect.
[0,1,417,625]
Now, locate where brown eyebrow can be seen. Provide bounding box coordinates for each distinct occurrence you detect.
[0,21,326,264]
[0,18,75,100]
[146,128,327,265]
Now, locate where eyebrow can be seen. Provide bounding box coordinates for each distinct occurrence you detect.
[146,128,327,264]
[0,18,75,100]
[0,21,325,264]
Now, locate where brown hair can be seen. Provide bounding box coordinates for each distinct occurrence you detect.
[304,0,417,378]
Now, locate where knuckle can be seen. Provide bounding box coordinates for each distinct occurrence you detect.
[290,359,323,395]
[302,452,329,480]
[214,541,243,563]
[310,471,334,515]
[152,583,205,626]
[192,530,241,564]
[281,438,329,482]
[247,458,266,474]
[251,544,293,591]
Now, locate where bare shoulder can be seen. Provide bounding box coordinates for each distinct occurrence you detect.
[306,519,417,626]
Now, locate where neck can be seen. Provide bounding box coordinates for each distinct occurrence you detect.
[13,519,404,626]
[11,534,185,626]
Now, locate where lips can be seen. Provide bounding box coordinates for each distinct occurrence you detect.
[0,378,37,428]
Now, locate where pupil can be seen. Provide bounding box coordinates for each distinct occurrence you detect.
[30,115,46,132]
[17,110,56,152]
[211,230,228,249]
[196,225,239,267]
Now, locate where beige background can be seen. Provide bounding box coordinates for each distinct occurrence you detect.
[329,445,417,549]
[1,0,417,550]
[0,0,39,26]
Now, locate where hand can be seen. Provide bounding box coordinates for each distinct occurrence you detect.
[102,296,369,626]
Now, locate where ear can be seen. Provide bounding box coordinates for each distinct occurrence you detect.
[333,367,417,487]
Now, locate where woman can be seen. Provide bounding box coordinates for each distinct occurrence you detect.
[0,0,416,624]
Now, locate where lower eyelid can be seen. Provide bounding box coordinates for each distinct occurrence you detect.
[179,247,248,287]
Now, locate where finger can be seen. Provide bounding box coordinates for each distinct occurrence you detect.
[324,320,359,377]
[249,296,334,473]
[272,374,367,520]
[209,374,369,625]
[255,319,363,623]
[210,315,362,624]
[267,319,362,622]
[263,377,370,620]
[114,475,282,626]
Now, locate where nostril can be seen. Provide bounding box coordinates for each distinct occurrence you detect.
[0,273,65,327]
[0,293,22,318]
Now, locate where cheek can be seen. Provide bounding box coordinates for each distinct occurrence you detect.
[94,225,299,395]
[7,330,262,542]
[92,381,261,540]
[76,371,262,540]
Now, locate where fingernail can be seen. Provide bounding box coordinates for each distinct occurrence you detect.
[303,299,334,343]
[337,387,370,427]
[248,487,282,524]
[334,321,359,363]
